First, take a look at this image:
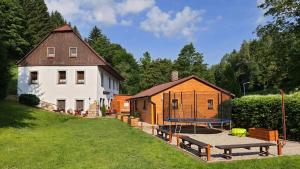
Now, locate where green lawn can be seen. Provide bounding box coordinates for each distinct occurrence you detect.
[0,101,299,169]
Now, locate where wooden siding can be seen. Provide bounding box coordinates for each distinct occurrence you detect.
[132,98,152,124]
[18,32,105,66]
[151,78,232,125]
[111,95,131,113]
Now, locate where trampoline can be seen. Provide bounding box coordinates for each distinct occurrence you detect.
[162,91,232,133]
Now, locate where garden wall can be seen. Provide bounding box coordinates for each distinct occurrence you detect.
[231,92,300,140]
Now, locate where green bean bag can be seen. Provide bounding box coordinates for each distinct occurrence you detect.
[231,128,247,137]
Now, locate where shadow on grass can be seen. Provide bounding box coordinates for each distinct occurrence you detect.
[0,102,36,128]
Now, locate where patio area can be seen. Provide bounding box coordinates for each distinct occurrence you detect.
[140,122,300,162]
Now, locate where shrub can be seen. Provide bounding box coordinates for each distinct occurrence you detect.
[231,93,300,140]
[101,103,107,116]
[19,94,40,107]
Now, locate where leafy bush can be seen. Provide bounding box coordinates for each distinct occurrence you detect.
[231,93,300,140]
[19,94,40,107]
[101,103,107,116]
[132,111,140,118]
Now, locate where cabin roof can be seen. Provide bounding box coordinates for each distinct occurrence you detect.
[130,75,235,99]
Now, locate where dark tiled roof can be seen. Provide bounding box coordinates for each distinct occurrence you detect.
[130,75,234,99]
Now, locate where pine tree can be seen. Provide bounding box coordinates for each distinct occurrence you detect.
[0,40,10,99]
[174,43,210,80]
[72,25,81,37]
[88,26,111,62]
[19,0,52,46]
[50,10,66,28]
[0,0,30,59]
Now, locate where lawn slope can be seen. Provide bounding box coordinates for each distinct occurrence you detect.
[0,101,299,169]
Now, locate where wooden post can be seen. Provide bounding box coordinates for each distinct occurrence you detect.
[176,134,180,147]
[169,127,172,143]
[206,144,211,161]
[280,89,287,145]
[277,140,283,156]
[140,122,143,130]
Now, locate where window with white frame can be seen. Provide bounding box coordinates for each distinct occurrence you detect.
[58,71,66,84]
[69,47,77,57]
[101,71,104,87]
[29,71,38,84]
[47,47,55,57]
[76,71,85,84]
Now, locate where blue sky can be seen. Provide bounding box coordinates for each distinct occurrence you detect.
[46,0,265,65]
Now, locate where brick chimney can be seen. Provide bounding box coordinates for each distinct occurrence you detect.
[171,71,178,81]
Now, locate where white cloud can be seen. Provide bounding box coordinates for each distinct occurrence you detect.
[45,0,155,25]
[140,6,204,39]
[118,0,155,15]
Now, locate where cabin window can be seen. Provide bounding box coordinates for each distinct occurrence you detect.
[76,100,84,111]
[109,77,111,89]
[76,71,85,84]
[29,71,38,84]
[172,99,178,109]
[143,100,147,110]
[47,47,55,57]
[57,100,66,112]
[69,47,77,57]
[101,71,104,87]
[58,71,66,84]
[208,99,213,110]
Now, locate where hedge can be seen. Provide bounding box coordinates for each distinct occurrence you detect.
[19,94,40,107]
[231,92,300,140]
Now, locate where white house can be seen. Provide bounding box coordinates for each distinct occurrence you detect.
[17,25,124,115]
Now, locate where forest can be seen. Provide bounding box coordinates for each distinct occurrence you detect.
[0,0,299,99]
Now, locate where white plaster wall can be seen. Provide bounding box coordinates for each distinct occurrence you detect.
[97,67,119,108]
[18,66,119,112]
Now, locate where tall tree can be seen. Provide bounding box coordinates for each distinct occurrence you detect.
[50,10,66,28]
[174,43,210,81]
[19,0,52,46]
[0,0,30,59]
[0,40,10,99]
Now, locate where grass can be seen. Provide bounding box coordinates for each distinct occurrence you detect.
[0,101,299,169]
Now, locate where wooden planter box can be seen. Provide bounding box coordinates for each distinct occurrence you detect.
[248,128,278,141]
[128,118,140,127]
[121,115,129,123]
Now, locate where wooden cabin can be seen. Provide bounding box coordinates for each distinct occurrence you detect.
[111,94,131,113]
[129,75,234,125]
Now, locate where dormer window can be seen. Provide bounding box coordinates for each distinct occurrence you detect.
[69,47,77,57]
[47,47,55,57]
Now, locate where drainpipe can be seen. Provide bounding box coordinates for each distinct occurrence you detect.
[150,99,156,135]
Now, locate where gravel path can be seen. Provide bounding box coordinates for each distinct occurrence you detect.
[139,122,300,162]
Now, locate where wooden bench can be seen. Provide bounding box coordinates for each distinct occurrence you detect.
[156,128,172,142]
[215,142,277,159]
[178,135,211,161]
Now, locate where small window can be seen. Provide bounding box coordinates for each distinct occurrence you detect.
[76,71,85,84]
[101,71,104,87]
[30,71,38,84]
[109,77,111,89]
[47,47,55,57]
[172,99,178,109]
[208,99,213,110]
[143,100,146,110]
[69,47,77,57]
[76,100,84,111]
[57,100,66,112]
[116,81,119,90]
[58,71,66,84]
